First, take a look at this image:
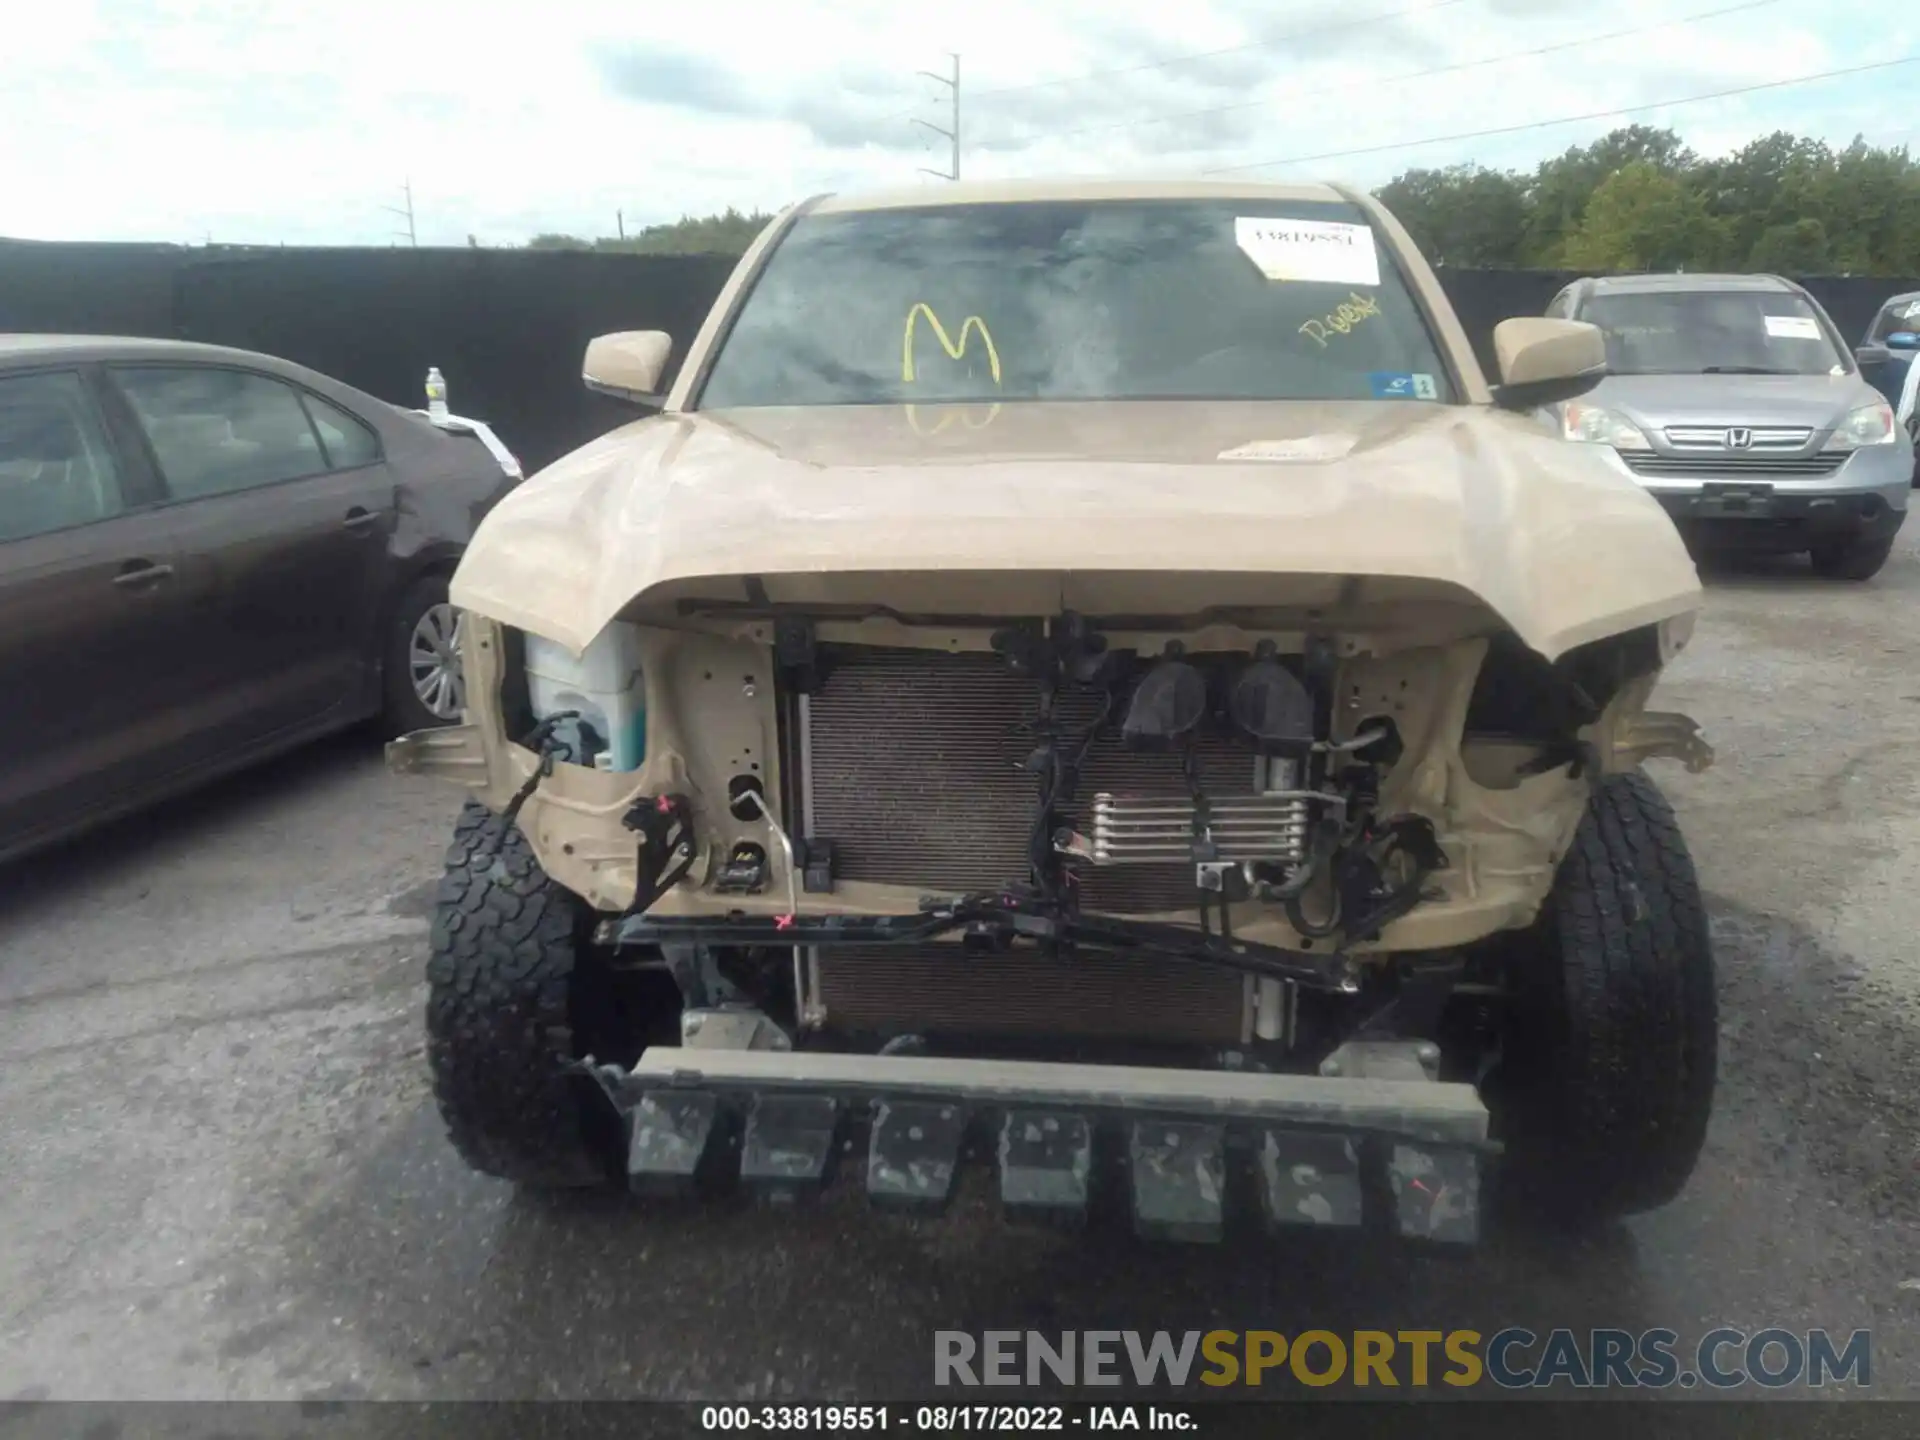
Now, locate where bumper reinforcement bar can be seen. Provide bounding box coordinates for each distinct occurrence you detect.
[601,896,1361,991]
[611,1047,1490,1245]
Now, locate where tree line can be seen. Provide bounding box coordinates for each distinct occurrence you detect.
[528,207,774,257]
[528,126,1920,276]
[1376,125,1920,276]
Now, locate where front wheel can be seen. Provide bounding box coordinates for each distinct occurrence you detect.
[425,801,625,1188]
[1493,772,1718,1225]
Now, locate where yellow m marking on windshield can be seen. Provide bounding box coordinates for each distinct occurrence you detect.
[901,303,1002,385]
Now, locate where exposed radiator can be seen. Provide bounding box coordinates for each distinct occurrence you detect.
[797,646,1276,1045]
[801,647,1285,915]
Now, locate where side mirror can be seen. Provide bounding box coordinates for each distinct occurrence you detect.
[583,331,673,407]
[1490,318,1608,411]
[1888,331,1920,351]
[1857,343,1893,368]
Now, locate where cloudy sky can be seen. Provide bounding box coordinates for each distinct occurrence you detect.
[1,0,1914,246]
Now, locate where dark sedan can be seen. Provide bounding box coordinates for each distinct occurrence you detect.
[0,335,521,863]
[1857,289,1920,408]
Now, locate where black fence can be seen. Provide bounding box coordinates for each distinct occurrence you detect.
[2,240,1914,472]
[0,242,737,472]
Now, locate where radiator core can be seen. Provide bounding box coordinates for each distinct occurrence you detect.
[798,646,1269,1045]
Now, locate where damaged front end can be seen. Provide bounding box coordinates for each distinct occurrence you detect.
[389,588,1711,1244]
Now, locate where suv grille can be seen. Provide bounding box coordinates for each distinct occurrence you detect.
[1662,426,1813,449]
[1622,451,1847,478]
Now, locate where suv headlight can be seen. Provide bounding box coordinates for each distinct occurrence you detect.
[1822,403,1898,450]
[1563,402,1652,450]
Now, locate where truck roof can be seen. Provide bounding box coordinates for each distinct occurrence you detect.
[810,176,1352,215]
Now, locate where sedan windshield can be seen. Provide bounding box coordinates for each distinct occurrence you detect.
[1868,295,1920,342]
[697,199,1457,407]
[1581,290,1847,377]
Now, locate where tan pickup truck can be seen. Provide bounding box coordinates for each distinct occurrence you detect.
[390,176,1715,1246]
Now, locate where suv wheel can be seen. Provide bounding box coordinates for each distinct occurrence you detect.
[425,800,628,1188]
[1493,772,1717,1225]
[1808,533,1895,581]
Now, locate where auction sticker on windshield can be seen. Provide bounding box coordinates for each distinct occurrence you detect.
[1370,372,1439,400]
[1763,314,1822,340]
[1235,217,1381,286]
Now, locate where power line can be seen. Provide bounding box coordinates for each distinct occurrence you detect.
[914,53,962,180]
[965,0,1475,103]
[977,0,1782,150]
[871,0,1470,153]
[1203,52,1920,173]
[868,0,1477,140]
[379,179,417,247]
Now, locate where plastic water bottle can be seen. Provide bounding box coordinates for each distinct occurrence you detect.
[425,366,449,421]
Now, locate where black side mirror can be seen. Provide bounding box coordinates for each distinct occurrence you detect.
[1492,373,1606,412]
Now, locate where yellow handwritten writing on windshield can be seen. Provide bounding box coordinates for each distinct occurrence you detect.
[1298,291,1383,349]
[901,303,1003,385]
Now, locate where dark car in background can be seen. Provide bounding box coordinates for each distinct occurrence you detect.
[1856,289,1920,408]
[0,335,520,863]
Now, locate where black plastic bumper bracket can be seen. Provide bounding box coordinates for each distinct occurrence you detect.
[1257,1128,1365,1231]
[740,1093,840,1205]
[998,1110,1092,1228]
[1127,1120,1228,1243]
[1388,1142,1481,1245]
[626,1091,723,1199]
[867,1100,969,1214]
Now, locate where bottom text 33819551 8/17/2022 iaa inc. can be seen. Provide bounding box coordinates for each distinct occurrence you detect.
[698,1404,1199,1432]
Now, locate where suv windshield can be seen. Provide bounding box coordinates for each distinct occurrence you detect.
[1581,290,1847,377]
[697,199,1457,407]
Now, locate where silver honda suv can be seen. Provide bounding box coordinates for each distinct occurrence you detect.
[1546,272,1909,580]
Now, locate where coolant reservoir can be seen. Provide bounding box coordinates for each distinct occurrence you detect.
[524,625,648,771]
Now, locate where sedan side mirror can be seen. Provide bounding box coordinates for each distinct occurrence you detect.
[583,331,673,407]
[1887,331,1920,351]
[1857,343,1893,368]
[1489,317,1608,411]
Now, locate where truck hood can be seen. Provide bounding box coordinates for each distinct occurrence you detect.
[450,400,1703,662]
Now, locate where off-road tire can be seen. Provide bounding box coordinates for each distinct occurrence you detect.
[1808,533,1895,581]
[425,800,619,1188]
[1497,771,1717,1224]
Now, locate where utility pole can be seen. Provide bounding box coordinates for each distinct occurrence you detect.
[381,179,418,247]
[913,53,960,181]
[617,209,626,240]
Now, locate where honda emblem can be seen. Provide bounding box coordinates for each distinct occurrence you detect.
[1725,427,1753,449]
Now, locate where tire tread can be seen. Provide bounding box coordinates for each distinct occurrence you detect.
[424,800,612,1188]
[1513,771,1717,1219]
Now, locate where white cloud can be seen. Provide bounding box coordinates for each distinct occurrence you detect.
[0,0,1909,245]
